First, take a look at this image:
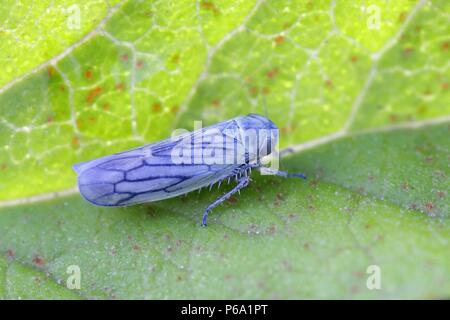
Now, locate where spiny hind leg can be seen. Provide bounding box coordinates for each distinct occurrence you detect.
[202,176,250,227]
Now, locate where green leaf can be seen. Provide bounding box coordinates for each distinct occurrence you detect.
[0,257,81,299]
[0,0,449,298]
[0,0,121,88]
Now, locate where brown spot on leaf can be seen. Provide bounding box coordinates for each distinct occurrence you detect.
[72,136,80,148]
[32,255,45,267]
[6,249,15,259]
[402,47,413,57]
[274,35,284,45]
[120,54,129,61]
[422,88,432,96]
[281,126,289,134]
[227,196,238,205]
[144,11,154,18]
[350,55,359,63]
[87,86,103,103]
[147,206,156,217]
[398,12,407,22]
[442,82,449,90]
[309,179,318,188]
[442,42,449,51]
[115,82,125,91]
[425,202,435,212]
[132,244,141,252]
[136,60,145,69]
[85,70,93,79]
[276,193,285,201]
[267,224,277,235]
[102,103,110,111]
[171,105,179,114]
[152,102,162,113]
[47,66,56,77]
[250,86,258,95]
[171,53,180,64]
[325,79,333,89]
[212,99,220,108]
[350,285,360,294]
[224,274,233,280]
[282,22,292,29]
[201,1,220,15]
[436,191,445,199]
[389,114,399,123]
[257,281,266,289]
[424,156,433,163]
[266,68,279,79]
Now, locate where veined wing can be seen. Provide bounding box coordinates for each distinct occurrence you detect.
[74,121,245,206]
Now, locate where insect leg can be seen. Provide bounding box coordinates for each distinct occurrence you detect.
[259,167,306,179]
[201,176,250,227]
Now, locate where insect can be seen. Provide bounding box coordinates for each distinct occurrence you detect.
[73,114,306,226]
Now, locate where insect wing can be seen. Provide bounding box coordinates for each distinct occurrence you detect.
[74,119,244,206]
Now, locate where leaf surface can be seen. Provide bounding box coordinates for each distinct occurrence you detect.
[0,0,449,299]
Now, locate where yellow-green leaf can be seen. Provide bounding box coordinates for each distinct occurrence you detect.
[0,0,449,299]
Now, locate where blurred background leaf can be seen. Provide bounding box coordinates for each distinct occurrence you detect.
[0,0,448,299]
